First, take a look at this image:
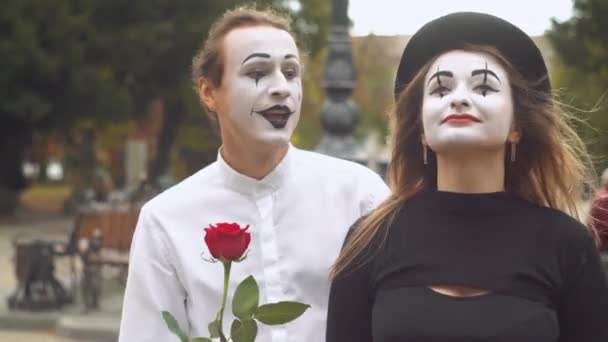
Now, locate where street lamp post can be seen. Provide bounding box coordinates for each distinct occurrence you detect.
[314,0,362,162]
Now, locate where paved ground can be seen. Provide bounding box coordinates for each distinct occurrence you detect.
[0,330,75,341]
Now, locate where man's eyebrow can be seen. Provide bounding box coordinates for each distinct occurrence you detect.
[472,62,501,84]
[242,53,271,65]
[285,54,297,60]
[427,70,453,85]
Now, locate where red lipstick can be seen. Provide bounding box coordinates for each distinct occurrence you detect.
[441,113,481,125]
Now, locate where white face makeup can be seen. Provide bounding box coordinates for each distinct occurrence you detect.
[215,25,302,146]
[421,50,515,155]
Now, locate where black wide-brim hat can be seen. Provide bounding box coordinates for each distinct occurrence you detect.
[394,12,551,100]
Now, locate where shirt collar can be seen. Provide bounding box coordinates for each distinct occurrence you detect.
[216,144,294,195]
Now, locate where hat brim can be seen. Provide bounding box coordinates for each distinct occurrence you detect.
[394,12,550,100]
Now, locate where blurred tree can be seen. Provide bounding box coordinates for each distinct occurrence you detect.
[547,0,608,172]
[85,0,245,184]
[352,35,405,141]
[0,0,130,213]
[0,0,329,213]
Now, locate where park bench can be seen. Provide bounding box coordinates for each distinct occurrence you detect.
[72,205,139,266]
[67,203,140,309]
[6,204,140,311]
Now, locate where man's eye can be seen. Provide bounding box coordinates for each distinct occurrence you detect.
[247,70,266,80]
[283,68,299,79]
[474,84,498,96]
[430,86,449,98]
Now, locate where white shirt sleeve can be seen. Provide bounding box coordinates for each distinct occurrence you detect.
[119,206,189,341]
[360,170,390,215]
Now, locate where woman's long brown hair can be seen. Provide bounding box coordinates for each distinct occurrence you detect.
[331,44,596,278]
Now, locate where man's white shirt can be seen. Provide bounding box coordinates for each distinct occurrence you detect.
[119,146,389,341]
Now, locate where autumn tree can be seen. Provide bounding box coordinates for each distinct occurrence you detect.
[547,0,608,172]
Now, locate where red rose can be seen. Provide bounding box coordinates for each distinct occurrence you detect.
[204,222,251,261]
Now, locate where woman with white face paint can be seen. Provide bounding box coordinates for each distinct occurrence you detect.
[119,6,389,342]
[327,12,608,342]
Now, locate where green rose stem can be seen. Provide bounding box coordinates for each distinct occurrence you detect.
[217,260,232,342]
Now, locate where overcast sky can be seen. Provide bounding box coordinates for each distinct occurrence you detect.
[349,0,574,36]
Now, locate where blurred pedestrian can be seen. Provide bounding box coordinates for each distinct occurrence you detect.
[589,168,608,251]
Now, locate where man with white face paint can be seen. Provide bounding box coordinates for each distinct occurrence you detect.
[210,25,302,153]
[119,6,389,342]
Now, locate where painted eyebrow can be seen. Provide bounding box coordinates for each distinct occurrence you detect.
[471,62,501,84]
[427,70,453,85]
[242,53,271,64]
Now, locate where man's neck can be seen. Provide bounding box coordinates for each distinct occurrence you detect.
[220,140,289,180]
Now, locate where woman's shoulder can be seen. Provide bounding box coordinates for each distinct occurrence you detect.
[343,212,395,257]
[528,205,596,252]
[345,214,388,243]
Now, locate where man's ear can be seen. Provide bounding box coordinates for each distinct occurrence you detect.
[198,78,217,112]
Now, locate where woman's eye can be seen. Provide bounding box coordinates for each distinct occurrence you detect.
[475,84,498,96]
[430,86,449,98]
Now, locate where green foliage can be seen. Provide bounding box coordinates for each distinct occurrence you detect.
[0,0,131,128]
[208,318,220,338]
[548,0,608,76]
[253,301,311,325]
[352,35,403,140]
[232,276,260,320]
[292,48,325,149]
[161,311,189,342]
[0,187,19,214]
[230,319,258,342]
[547,0,608,172]
[291,0,331,57]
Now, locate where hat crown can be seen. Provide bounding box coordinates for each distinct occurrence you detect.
[394,12,550,100]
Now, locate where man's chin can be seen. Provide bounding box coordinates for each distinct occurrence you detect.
[253,132,293,147]
[264,117,290,129]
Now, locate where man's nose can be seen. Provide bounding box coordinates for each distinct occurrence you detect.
[268,73,291,99]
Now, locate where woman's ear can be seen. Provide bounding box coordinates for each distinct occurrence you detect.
[508,119,521,143]
[507,130,521,143]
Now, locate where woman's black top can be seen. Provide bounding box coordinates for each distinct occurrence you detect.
[326,190,608,342]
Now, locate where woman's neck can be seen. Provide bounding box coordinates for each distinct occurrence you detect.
[435,150,506,193]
